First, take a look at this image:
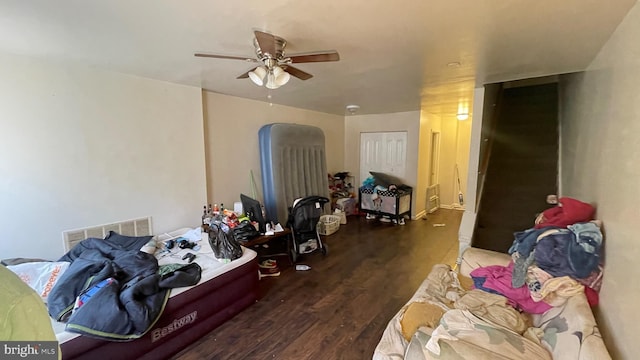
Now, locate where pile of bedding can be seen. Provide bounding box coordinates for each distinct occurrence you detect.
[6,231,202,342]
[374,264,552,360]
[484,197,603,310]
[374,197,609,360]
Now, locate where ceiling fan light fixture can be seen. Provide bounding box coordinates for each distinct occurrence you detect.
[248,66,267,86]
[273,66,290,87]
[265,71,278,89]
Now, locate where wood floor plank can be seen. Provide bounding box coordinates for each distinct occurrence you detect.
[171,209,462,360]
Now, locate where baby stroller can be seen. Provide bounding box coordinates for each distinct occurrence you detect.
[287,195,330,263]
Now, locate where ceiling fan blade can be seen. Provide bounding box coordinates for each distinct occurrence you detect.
[194,53,257,62]
[254,30,277,57]
[288,51,340,63]
[283,65,313,80]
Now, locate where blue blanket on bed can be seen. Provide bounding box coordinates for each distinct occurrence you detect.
[47,232,201,341]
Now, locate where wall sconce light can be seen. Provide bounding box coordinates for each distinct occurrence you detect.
[456,113,469,121]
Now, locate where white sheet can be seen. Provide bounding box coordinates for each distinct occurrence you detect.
[52,227,257,344]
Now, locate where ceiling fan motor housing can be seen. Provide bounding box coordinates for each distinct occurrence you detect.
[254,36,287,64]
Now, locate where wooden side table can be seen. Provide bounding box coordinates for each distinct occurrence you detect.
[239,229,294,266]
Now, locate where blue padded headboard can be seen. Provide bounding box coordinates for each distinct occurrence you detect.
[259,123,330,224]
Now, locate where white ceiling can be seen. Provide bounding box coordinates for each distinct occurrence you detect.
[0,0,635,116]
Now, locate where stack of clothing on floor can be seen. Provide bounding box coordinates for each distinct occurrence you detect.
[471,197,603,312]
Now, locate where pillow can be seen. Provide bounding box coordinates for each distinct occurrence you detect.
[7,261,70,301]
[140,239,159,255]
[400,302,446,341]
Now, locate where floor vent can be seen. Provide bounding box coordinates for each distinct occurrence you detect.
[62,217,153,252]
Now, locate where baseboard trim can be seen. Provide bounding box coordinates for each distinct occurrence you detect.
[440,204,465,211]
[413,210,427,220]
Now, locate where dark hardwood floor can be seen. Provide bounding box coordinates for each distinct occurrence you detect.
[171,209,461,360]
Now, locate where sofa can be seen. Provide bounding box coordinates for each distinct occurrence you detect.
[373,247,611,360]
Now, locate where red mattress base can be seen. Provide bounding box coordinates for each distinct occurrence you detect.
[60,258,259,360]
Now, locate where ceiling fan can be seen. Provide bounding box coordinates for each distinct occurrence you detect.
[195,30,340,89]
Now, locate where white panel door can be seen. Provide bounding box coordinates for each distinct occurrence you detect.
[360,132,383,183]
[382,132,407,176]
[360,132,407,184]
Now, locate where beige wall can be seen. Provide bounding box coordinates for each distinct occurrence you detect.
[457,87,486,262]
[455,116,472,207]
[416,110,437,217]
[436,114,472,211]
[0,53,207,260]
[558,3,640,358]
[438,116,457,209]
[203,91,344,211]
[344,109,470,219]
[417,110,456,217]
[344,111,420,217]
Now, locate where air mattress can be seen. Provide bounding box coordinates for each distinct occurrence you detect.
[259,123,330,224]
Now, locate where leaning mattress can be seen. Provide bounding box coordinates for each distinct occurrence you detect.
[53,228,259,360]
[259,123,330,224]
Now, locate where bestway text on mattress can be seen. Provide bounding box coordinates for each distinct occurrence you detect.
[151,311,198,342]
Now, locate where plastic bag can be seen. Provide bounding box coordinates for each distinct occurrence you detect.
[232,220,260,242]
[208,222,243,262]
[7,261,70,301]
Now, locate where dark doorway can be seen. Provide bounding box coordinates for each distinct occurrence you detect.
[473,83,559,253]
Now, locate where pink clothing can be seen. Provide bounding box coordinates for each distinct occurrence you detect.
[471,262,552,314]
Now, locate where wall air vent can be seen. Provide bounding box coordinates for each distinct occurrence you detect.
[62,217,153,252]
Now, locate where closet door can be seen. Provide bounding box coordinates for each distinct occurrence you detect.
[360,131,407,184]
